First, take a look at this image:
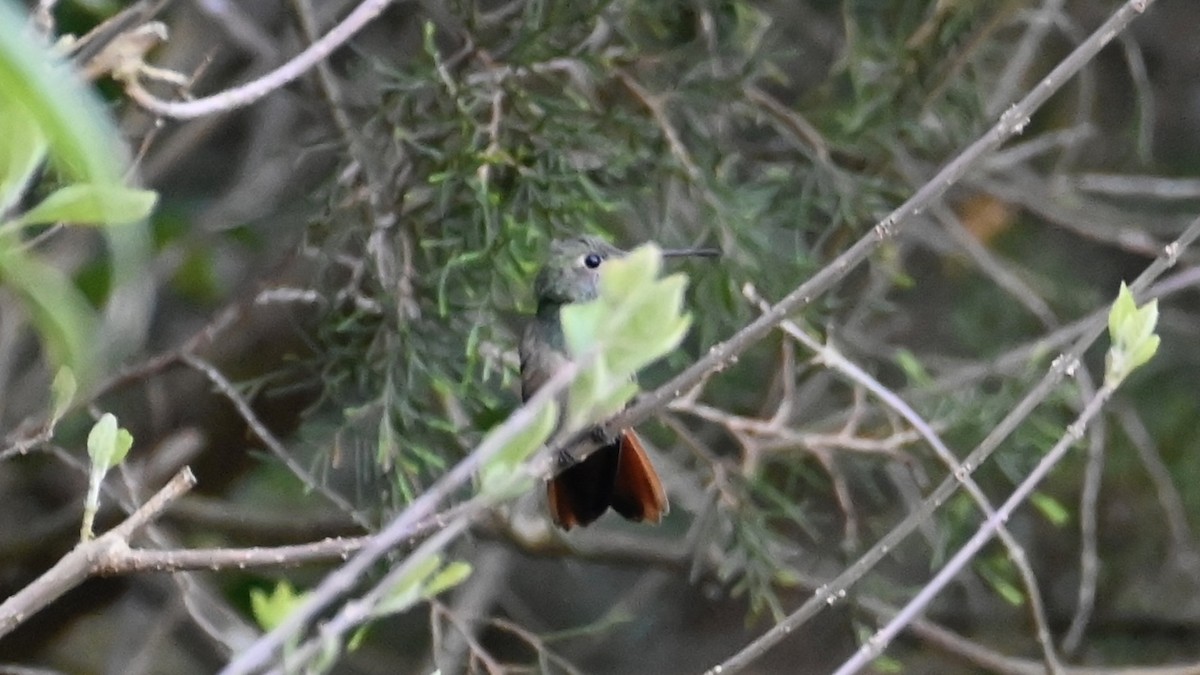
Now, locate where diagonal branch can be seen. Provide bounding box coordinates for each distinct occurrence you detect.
[0,468,196,639]
[544,0,1161,483]
[710,206,1200,675]
[125,0,398,119]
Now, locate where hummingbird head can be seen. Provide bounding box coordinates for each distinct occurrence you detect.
[532,236,720,309]
[533,235,624,307]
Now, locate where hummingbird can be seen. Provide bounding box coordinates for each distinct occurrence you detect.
[519,235,718,529]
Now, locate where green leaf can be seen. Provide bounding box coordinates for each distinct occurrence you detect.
[894,348,932,387]
[0,238,100,385]
[372,558,471,621]
[976,559,1024,606]
[1129,334,1161,371]
[423,561,472,597]
[0,2,152,371]
[870,656,904,674]
[250,581,310,631]
[348,624,372,652]
[0,4,125,185]
[11,184,157,229]
[558,243,698,431]
[1108,282,1138,340]
[0,100,48,215]
[377,408,399,472]
[1105,282,1161,386]
[599,244,660,298]
[1030,492,1070,527]
[50,367,77,423]
[561,299,606,357]
[374,554,443,617]
[480,401,557,497]
[568,374,635,430]
[86,413,133,471]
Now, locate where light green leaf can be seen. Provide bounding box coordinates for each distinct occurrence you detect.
[374,554,442,617]
[0,100,48,215]
[566,359,630,432]
[0,239,99,385]
[599,245,660,298]
[1130,300,1159,345]
[1030,492,1070,527]
[559,243,698,430]
[12,183,157,229]
[1105,282,1161,386]
[250,581,309,631]
[480,401,557,496]
[423,561,472,597]
[589,380,638,421]
[894,349,932,387]
[561,299,607,357]
[1129,334,1161,372]
[50,367,77,423]
[86,412,133,471]
[377,408,399,472]
[1108,282,1135,339]
[0,4,125,185]
[0,1,152,373]
[977,560,1024,606]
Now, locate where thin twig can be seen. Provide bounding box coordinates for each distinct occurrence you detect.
[219,361,579,674]
[1113,401,1200,567]
[92,537,369,575]
[986,0,1066,116]
[178,352,371,529]
[0,468,197,638]
[616,69,703,183]
[557,0,1161,485]
[744,284,1064,673]
[125,0,398,119]
[266,518,471,674]
[1062,369,1107,654]
[833,381,1117,674]
[830,223,1198,675]
[705,182,1199,675]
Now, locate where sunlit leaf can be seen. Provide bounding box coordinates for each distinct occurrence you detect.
[1106,282,1161,386]
[0,238,99,384]
[423,561,472,597]
[12,183,157,229]
[86,412,133,471]
[0,3,124,184]
[480,401,557,496]
[50,366,77,423]
[0,100,48,215]
[373,554,442,617]
[1030,492,1070,527]
[250,581,310,631]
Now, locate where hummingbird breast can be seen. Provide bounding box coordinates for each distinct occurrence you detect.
[519,307,570,403]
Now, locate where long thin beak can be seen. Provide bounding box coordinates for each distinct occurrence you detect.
[661,247,721,259]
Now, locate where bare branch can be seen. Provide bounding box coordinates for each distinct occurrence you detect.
[124,0,396,119]
[0,468,197,639]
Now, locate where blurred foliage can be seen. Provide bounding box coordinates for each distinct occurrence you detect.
[0,0,151,390]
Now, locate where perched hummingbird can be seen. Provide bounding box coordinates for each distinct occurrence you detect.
[519,235,718,529]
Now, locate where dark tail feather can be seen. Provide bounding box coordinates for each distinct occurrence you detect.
[609,430,669,524]
[546,431,668,529]
[547,442,620,530]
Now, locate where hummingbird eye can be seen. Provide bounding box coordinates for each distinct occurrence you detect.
[583,253,603,269]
